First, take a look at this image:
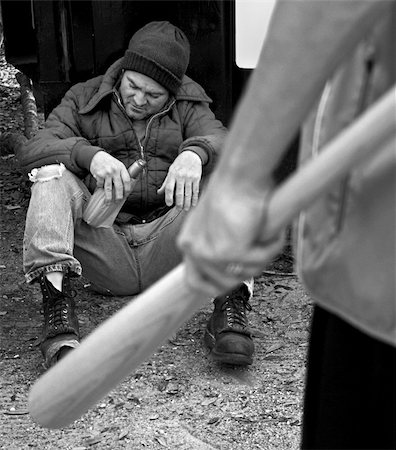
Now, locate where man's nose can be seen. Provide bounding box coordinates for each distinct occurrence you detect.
[134,91,147,106]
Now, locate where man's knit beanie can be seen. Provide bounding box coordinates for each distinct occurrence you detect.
[121,21,190,95]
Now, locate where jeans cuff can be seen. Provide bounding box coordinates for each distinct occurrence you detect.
[25,263,82,284]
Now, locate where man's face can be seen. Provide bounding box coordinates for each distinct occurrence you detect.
[119,71,169,120]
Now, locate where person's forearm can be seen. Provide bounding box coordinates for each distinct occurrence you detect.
[19,133,97,175]
[211,0,390,194]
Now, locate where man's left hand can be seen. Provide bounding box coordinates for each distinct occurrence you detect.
[158,150,202,211]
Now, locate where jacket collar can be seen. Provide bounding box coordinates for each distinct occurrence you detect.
[79,58,123,114]
[79,58,212,115]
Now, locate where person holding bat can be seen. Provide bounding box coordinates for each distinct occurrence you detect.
[178,1,396,448]
[19,21,255,368]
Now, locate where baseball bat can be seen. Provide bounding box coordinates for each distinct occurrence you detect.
[28,87,395,429]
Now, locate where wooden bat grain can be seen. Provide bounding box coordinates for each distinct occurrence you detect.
[28,88,395,429]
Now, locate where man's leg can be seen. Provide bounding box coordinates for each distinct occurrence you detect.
[124,208,254,365]
[24,164,85,282]
[118,207,187,292]
[301,305,396,449]
[74,221,141,296]
[24,165,141,367]
[24,165,87,367]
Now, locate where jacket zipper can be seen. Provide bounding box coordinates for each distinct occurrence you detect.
[138,100,175,210]
[113,91,175,210]
[114,91,175,161]
[140,98,175,156]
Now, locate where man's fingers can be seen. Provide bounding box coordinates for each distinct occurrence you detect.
[104,178,113,203]
[112,176,124,201]
[183,230,285,296]
[191,180,200,207]
[183,182,192,211]
[112,166,131,201]
[175,180,185,209]
[101,167,132,203]
[164,177,175,207]
[158,172,200,210]
[93,172,105,189]
[90,152,134,201]
[120,167,132,196]
[95,178,104,189]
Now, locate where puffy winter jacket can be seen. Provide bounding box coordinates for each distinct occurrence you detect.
[20,58,226,221]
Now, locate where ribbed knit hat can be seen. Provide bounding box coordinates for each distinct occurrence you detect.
[121,21,190,95]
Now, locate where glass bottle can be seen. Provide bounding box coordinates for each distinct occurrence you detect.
[83,159,146,228]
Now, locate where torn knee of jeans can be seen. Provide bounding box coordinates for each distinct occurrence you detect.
[28,163,66,183]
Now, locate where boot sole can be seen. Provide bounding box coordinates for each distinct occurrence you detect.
[40,333,80,368]
[204,330,253,366]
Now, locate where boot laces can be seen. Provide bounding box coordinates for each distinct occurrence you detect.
[222,292,252,329]
[47,291,75,328]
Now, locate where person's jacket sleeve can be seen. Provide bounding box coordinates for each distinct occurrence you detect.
[18,86,103,177]
[176,88,227,174]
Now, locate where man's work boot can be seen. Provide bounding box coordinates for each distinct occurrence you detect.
[39,272,80,368]
[204,284,254,366]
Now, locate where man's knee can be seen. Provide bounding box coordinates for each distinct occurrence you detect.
[28,164,89,199]
[28,163,67,183]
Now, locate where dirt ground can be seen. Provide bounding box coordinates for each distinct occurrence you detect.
[0,47,314,449]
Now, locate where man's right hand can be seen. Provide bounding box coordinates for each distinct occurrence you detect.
[90,151,131,203]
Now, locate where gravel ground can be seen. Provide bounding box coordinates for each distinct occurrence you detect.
[0,46,313,450]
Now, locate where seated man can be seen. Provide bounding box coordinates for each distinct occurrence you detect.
[19,21,254,368]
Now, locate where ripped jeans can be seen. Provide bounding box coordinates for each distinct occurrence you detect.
[23,164,187,295]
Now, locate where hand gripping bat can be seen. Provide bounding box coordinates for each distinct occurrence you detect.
[28,87,395,429]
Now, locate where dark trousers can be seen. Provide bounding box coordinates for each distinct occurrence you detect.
[301,305,396,450]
